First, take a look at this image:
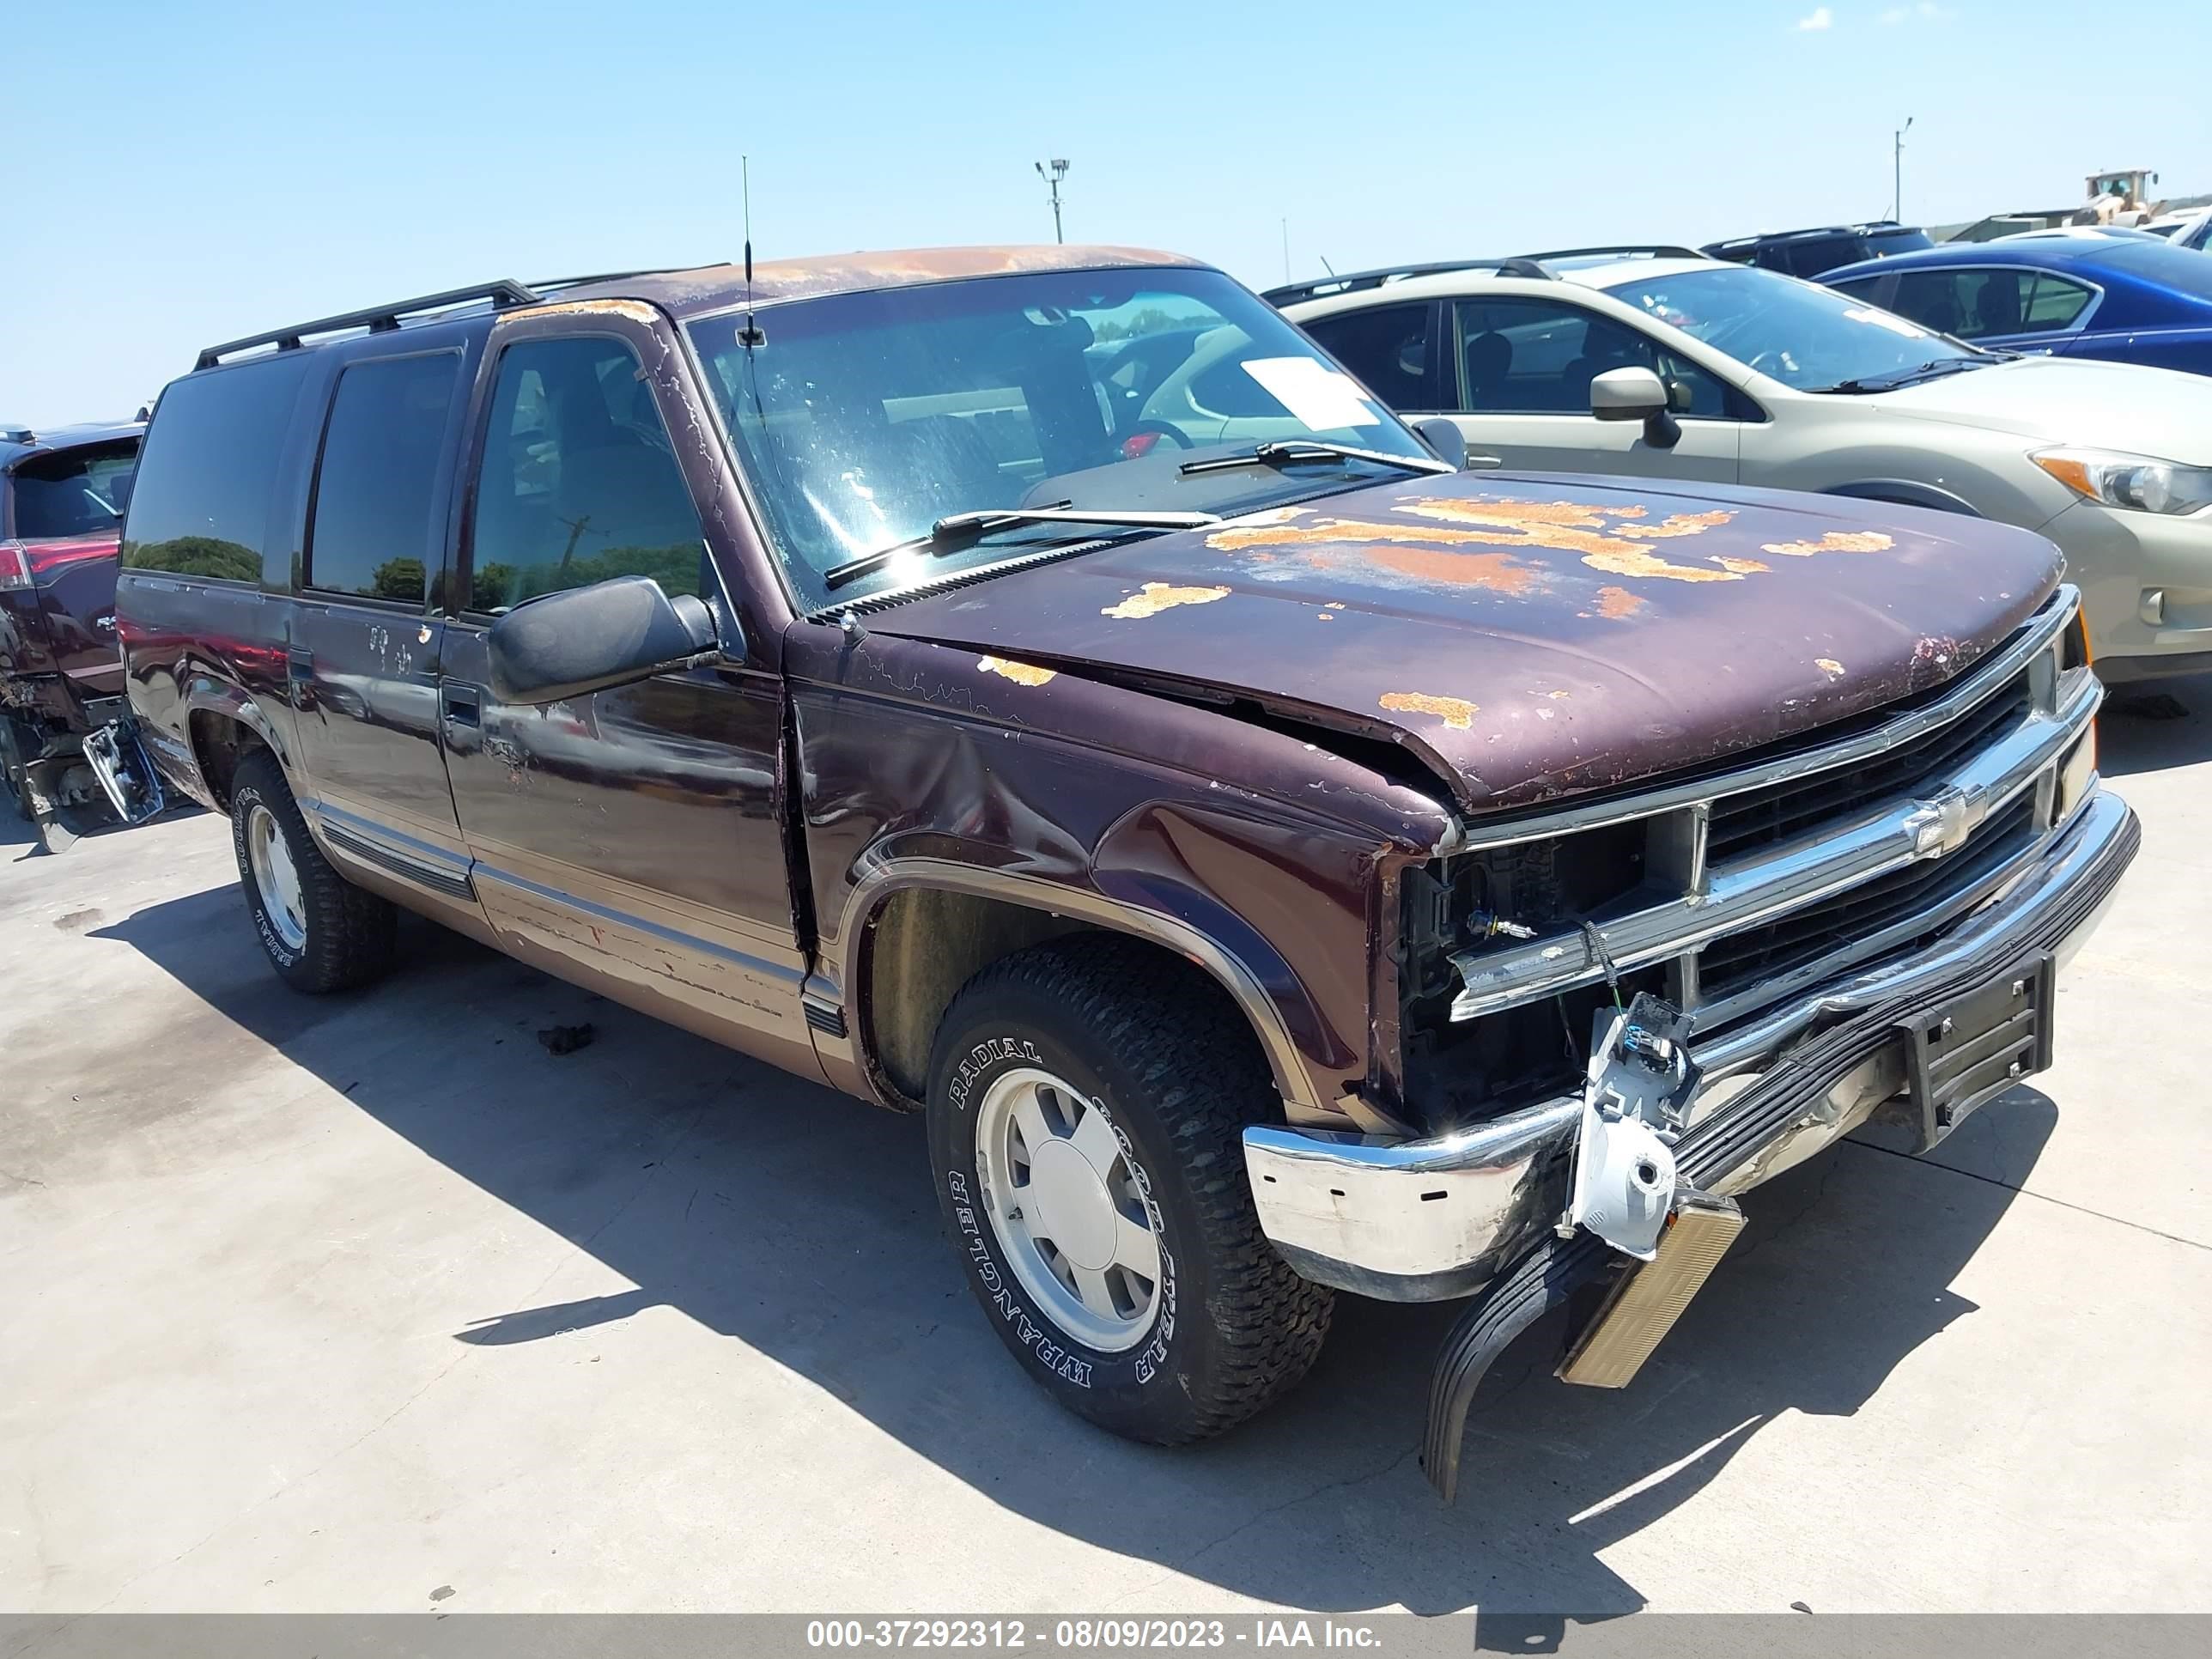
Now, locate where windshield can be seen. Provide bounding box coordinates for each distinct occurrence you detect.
[9,441,137,539]
[687,266,1434,610]
[1599,265,1982,390]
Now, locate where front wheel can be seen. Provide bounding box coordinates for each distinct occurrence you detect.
[229,749,397,993]
[927,937,1332,1443]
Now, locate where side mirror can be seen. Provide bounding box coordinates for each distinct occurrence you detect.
[1412,417,1468,470]
[1590,366,1681,450]
[488,574,719,705]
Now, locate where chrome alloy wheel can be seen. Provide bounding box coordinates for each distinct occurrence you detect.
[974,1066,1164,1352]
[245,803,308,951]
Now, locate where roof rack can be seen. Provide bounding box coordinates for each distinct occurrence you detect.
[1263,258,1551,307]
[195,279,544,369]
[1515,244,1704,264]
[1702,222,1910,253]
[1,424,33,445]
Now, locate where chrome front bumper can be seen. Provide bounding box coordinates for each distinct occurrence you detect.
[1243,787,2139,1302]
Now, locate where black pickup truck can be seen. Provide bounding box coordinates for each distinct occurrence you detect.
[114,250,2136,1496]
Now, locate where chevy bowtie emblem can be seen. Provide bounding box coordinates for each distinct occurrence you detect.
[1904,787,1975,859]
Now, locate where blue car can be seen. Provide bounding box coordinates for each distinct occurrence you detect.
[1824,232,2212,378]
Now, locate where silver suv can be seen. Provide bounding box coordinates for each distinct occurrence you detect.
[1277,247,2212,679]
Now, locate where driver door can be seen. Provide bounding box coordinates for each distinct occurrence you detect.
[1426,297,1741,483]
[434,311,820,1079]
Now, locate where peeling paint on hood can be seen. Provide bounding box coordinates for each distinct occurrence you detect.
[861,471,2063,815]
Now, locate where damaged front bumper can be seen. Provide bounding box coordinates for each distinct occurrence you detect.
[1243,787,2139,1495]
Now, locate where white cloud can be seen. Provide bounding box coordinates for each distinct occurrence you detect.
[1797,5,1834,27]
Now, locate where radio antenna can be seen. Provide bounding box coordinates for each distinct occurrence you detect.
[738,155,764,348]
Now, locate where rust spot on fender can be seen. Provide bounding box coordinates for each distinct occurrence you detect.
[1713,556,1771,574]
[1594,586,1645,619]
[1762,531,1895,557]
[977,655,1056,686]
[1380,691,1479,729]
[1102,582,1231,619]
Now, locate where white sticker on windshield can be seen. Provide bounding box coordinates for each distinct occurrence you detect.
[1843,306,1929,339]
[1241,356,1381,429]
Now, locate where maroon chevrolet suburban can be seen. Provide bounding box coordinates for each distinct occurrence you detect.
[112,248,2136,1497]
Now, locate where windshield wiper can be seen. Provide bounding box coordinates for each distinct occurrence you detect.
[1812,357,1990,395]
[820,505,1222,591]
[1177,439,1455,478]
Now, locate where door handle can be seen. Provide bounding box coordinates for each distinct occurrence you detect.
[441,684,482,729]
[1463,453,1504,470]
[286,647,316,709]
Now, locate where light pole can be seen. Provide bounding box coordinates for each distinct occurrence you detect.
[1893,116,1913,222]
[1035,158,1068,244]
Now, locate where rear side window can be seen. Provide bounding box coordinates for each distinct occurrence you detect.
[304,352,463,603]
[8,440,138,539]
[124,357,311,581]
[465,335,705,614]
[1301,303,1432,410]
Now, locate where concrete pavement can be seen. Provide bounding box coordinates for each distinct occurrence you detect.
[3,690,2208,1615]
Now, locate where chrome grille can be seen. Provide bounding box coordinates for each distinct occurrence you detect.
[1705,669,2034,865]
[1442,587,2098,1032]
[1698,792,2038,1000]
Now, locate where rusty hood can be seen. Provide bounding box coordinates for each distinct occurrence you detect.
[859,471,2063,815]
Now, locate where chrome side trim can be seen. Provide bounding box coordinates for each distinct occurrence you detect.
[1449,634,2098,1021]
[831,856,1326,1116]
[305,798,478,901]
[1446,586,2075,854]
[1249,787,2134,1300]
[473,861,806,988]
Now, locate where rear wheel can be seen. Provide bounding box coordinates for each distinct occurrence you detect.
[229,749,397,992]
[927,936,1333,1443]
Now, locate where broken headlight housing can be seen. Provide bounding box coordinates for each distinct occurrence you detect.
[2033,448,2212,517]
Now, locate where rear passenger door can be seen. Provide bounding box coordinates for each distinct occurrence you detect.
[286,346,477,903]
[434,311,818,1079]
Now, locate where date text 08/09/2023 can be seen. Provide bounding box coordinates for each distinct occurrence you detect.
[805,1619,1385,1650]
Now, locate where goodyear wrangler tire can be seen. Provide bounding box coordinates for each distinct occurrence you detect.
[927,935,1333,1443]
[229,749,397,993]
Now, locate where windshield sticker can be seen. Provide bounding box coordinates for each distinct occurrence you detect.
[1843,307,1929,339]
[1240,357,1381,429]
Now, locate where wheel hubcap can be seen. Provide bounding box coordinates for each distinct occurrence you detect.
[975,1066,1163,1352]
[246,804,307,951]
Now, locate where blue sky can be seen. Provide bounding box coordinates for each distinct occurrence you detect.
[6,0,2206,423]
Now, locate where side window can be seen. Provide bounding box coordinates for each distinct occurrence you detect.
[1884,270,1978,337]
[466,336,705,614]
[303,353,462,603]
[2019,273,2095,333]
[1301,303,1432,410]
[1961,270,2033,337]
[1449,299,1731,416]
[122,356,311,581]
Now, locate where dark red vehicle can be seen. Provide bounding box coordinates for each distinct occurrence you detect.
[0,417,150,849]
[113,251,2136,1497]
